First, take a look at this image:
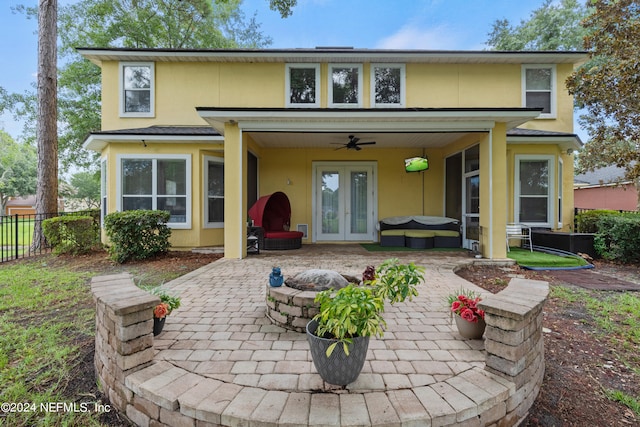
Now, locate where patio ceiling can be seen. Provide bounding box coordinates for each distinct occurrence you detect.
[246,131,472,149]
[197,107,543,150]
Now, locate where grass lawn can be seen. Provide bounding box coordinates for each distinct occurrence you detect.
[0,260,101,426]
[507,246,589,268]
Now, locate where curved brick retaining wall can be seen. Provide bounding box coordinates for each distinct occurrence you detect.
[91,271,548,426]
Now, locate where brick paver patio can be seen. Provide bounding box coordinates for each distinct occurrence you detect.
[126,245,519,426]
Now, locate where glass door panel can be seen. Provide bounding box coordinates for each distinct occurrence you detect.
[346,170,371,240]
[321,171,341,235]
[315,162,376,241]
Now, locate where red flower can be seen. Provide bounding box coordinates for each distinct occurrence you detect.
[461,308,477,322]
[449,292,485,322]
[154,303,170,319]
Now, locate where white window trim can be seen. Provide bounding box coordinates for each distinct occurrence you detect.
[514,154,555,228]
[521,64,556,119]
[370,63,406,108]
[558,158,563,229]
[328,63,363,108]
[203,155,224,228]
[116,154,191,229]
[119,62,155,118]
[100,156,107,227]
[285,64,320,108]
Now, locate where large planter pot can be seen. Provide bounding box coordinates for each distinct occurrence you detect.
[306,320,370,386]
[454,315,486,339]
[153,317,166,336]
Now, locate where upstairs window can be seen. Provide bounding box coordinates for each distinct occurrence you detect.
[286,64,320,107]
[120,62,154,117]
[329,64,363,107]
[522,65,556,118]
[371,64,405,107]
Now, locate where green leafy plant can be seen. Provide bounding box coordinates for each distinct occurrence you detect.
[144,286,181,319]
[42,215,99,255]
[104,210,171,263]
[312,258,424,357]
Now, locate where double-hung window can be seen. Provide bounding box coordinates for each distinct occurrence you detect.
[329,64,363,107]
[371,64,405,107]
[120,62,154,117]
[522,65,556,118]
[286,64,320,107]
[118,155,191,228]
[204,156,224,227]
[515,155,555,227]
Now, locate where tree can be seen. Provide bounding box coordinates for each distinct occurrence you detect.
[2,0,274,172]
[33,0,59,250]
[60,170,101,210]
[486,0,589,50]
[0,131,37,215]
[566,0,640,182]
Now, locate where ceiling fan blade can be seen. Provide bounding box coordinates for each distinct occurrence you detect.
[357,141,376,146]
[349,135,360,143]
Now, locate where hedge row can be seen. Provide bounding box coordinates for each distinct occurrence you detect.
[576,210,640,263]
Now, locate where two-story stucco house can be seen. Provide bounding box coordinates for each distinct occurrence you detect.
[79,47,585,259]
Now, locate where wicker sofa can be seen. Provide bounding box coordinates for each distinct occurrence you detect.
[379,216,461,248]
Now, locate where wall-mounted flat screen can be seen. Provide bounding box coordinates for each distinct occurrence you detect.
[405,156,429,172]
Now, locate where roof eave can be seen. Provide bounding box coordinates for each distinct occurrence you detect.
[196,107,543,135]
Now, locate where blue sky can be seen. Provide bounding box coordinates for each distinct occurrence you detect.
[0,0,550,139]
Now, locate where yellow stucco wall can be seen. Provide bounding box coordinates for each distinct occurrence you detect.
[101,60,576,134]
[101,142,225,249]
[94,55,579,258]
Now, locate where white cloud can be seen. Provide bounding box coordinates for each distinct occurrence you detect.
[375,24,463,50]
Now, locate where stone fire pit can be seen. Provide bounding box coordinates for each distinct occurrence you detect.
[265,269,359,332]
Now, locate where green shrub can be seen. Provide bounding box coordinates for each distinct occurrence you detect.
[594,214,640,263]
[104,210,171,263]
[42,215,98,255]
[576,209,621,233]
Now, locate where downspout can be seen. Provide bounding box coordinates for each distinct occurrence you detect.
[489,128,493,259]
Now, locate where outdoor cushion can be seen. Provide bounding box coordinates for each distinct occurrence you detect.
[433,230,460,237]
[381,229,406,236]
[404,230,436,238]
[264,231,304,239]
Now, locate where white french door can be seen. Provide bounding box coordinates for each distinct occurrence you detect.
[313,162,377,242]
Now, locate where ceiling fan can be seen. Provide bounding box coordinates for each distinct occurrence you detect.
[332,135,377,151]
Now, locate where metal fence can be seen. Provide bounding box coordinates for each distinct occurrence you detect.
[0,211,99,263]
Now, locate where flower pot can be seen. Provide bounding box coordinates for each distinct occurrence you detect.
[153,317,166,336]
[306,320,370,386]
[454,315,486,339]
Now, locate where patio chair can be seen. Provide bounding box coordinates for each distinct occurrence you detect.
[248,191,303,250]
[506,223,533,252]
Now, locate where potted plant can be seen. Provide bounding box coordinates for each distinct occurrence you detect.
[306,258,424,386]
[447,289,485,339]
[148,287,181,336]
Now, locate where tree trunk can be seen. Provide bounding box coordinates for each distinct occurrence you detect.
[33,0,58,250]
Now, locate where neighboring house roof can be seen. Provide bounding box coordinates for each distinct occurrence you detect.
[574,165,632,188]
[6,196,36,206]
[77,47,588,65]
